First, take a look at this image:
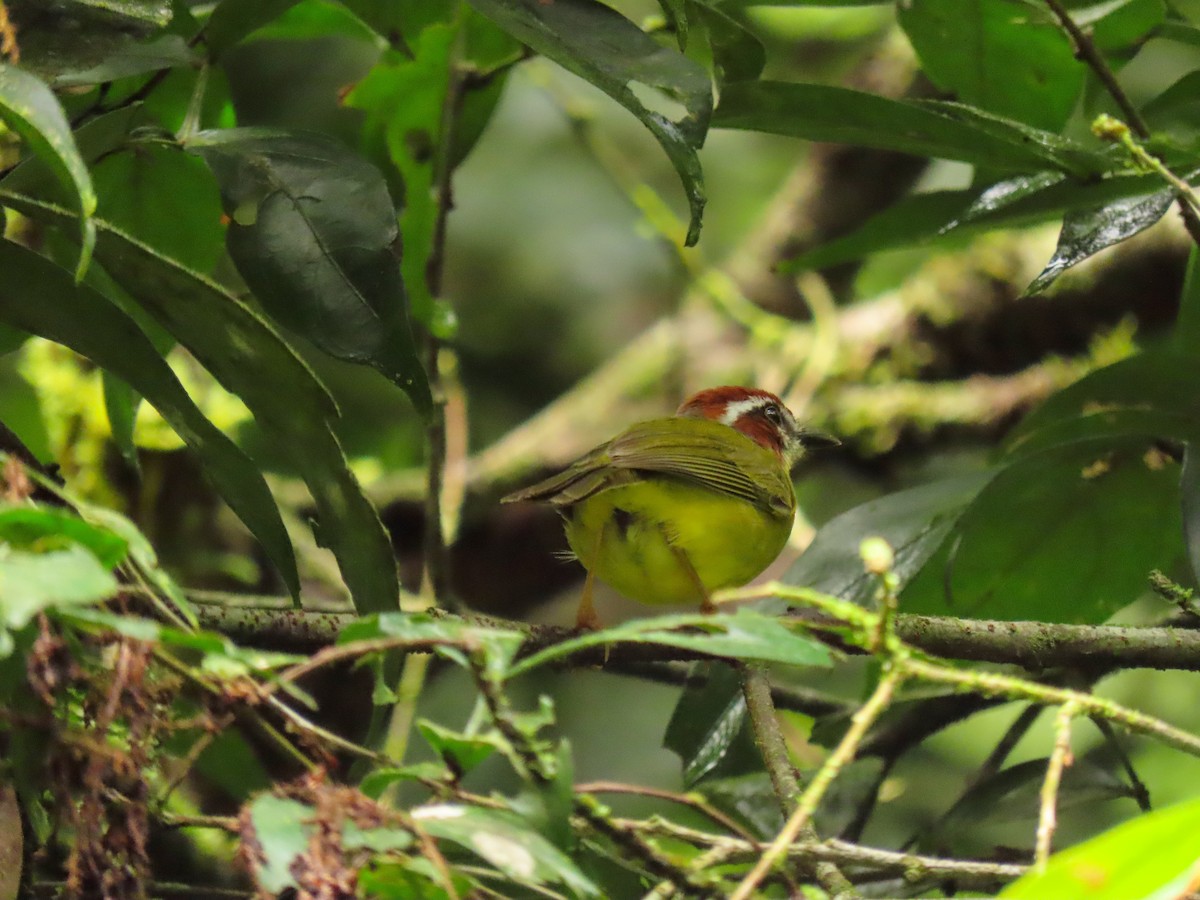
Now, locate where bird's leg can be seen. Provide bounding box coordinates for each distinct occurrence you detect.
[667,539,715,614]
[574,527,605,631]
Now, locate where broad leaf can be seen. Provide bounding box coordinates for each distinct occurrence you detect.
[1026,187,1177,294]
[0,239,300,599]
[466,0,712,245]
[999,796,1200,899]
[0,545,118,644]
[0,191,399,616]
[715,81,1099,173]
[190,128,430,414]
[0,504,127,567]
[663,662,761,787]
[51,34,198,87]
[204,0,307,58]
[413,803,601,898]
[898,0,1084,132]
[508,608,831,677]
[0,64,95,279]
[908,438,1183,623]
[784,472,993,607]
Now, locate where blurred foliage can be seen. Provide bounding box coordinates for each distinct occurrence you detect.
[2,0,1200,897]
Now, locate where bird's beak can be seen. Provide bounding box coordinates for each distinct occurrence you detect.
[797,428,840,449]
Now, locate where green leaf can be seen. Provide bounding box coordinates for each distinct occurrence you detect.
[413,803,602,898]
[102,372,140,469]
[345,29,453,331]
[245,795,311,893]
[663,662,760,787]
[92,144,226,274]
[466,0,712,246]
[508,608,831,677]
[909,438,1182,623]
[1177,245,1200,350]
[784,472,993,607]
[1143,69,1200,141]
[51,34,199,87]
[417,720,504,776]
[690,2,765,85]
[0,545,119,634]
[204,0,306,59]
[1182,444,1200,586]
[1011,349,1200,442]
[189,128,430,414]
[1026,187,1176,294]
[0,504,128,567]
[898,0,1085,132]
[0,238,300,600]
[0,64,96,279]
[999,795,1200,899]
[0,190,399,616]
[341,611,525,678]
[714,81,1096,173]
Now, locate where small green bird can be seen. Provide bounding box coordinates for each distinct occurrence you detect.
[503,386,838,628]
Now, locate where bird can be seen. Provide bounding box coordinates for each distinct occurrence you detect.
[502,386,838,629]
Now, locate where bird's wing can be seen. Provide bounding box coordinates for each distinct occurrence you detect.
[607,420,794,516]
[503,419,793,517]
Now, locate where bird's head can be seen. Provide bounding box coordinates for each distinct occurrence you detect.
[677,386,839,468]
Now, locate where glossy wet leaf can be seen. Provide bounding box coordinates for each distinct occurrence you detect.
[190,128,430,413]
[784,472,992,607]
[51,34,197,86]
[0,64,95,279]
[715,81,1093,173]
[0,238,299,598]
[1027,186,1177,294]
[911,438,1182,623]
[663,662,761,787]
[999,795,1200,899]
[899,0,1084,132]
[0,190,399,616]
[467,0,712,245]
[413,803,601,898]
[508,608,830,677]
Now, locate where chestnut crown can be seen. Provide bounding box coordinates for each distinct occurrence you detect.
[677,386,838,468]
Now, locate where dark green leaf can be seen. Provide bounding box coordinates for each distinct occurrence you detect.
[1083,0,1166,56]
[204,0,306,59]
[0,190,399,616]
[51,34,198,87]
[92,144,226,274]
[1026,187,1176,294]
[715,81,1091,173]
[1011,349,1200,441]
[413,803,602,897]
[509,608,831,677]
[1175,244,1200,347]
[190,128,430,413]
[898,0,1084,132]
[999,795,1200,899]
[784,472,993,607]
[0,238,301,600]
[466,0,712,245]
[417,720,504,775]
[696,773,783,839]
[691,2,765,84]
[0,64,95,278]
[663,662,760,787]
[0,504,128,566]
[1182,444,1200,586]
[911,438,1182,623]
[1143,69,1200,139]
[102,372,140,469]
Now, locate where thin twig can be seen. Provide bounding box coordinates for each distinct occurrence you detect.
[574,780,758,844]
[731,668,904,900]
[1042,0,1200,246]
[1035,701,1078,867]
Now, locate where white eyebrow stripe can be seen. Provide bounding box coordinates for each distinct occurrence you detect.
[719,395,769,425]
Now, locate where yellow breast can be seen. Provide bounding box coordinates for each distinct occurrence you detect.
[562,478,793,606]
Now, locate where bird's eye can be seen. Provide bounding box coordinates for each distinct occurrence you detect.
[762,404,782,425]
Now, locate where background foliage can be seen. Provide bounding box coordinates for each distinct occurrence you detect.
[3,0,1200,897]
